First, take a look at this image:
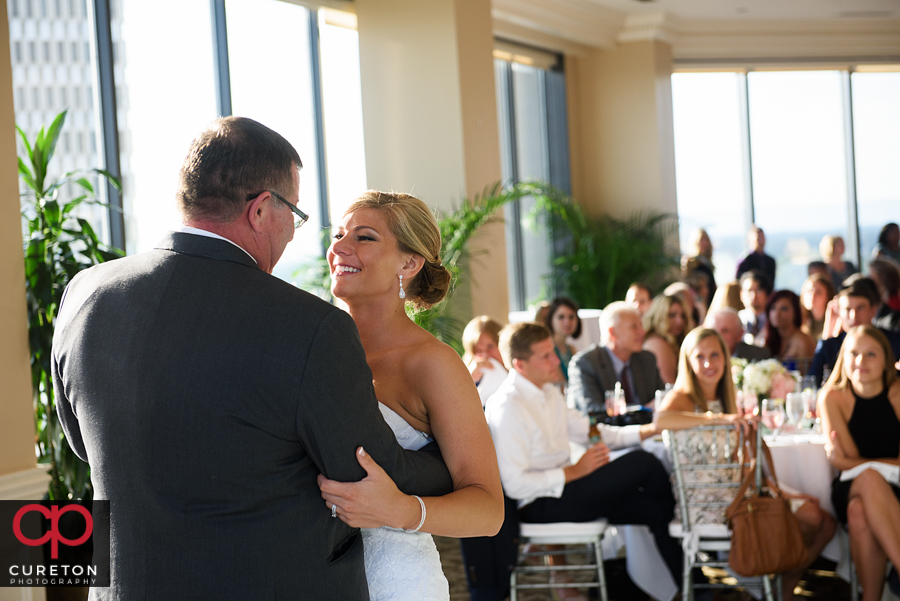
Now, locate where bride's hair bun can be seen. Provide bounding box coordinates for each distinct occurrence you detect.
[344,191,452,309]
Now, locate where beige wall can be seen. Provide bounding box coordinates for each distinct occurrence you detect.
[0,0,41,480]
[566,40,678,222]
[356,0,508,322]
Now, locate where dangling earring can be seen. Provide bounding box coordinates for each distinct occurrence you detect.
[399,274,406,299]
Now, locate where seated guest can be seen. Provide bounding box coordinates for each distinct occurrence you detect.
[801,274,836,341]
[820,326,900,601]
[462,315,507,406]
[544,297,581,384]
[738,269,772,344]
[533,300,551,325]
[657,329,836,601]
[810,276,900,386]
[644,293,694,384]
[665,281,704,325]
[684,272,711,312]
[625,282,653,317]
[682,228,716,306]
[808,260,829,278]
[709,281,743,313]
[821,235,858,290]
[485,322,681,590]
[704,308,772,362]
[761,290,816,370]
[567,301,666,416]
[871,222,900,264]
[736,225,776,286]
[869,258,900,332]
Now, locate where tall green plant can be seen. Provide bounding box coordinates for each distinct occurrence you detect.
[534,193,679,310]
[19,110,122,500]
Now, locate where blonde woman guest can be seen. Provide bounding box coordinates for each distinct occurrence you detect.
[709,281,743,313]
[643,293,694,385]
[801,274,836,341]
[318,191,503,601]
[462,316,507,406]
[762,290,817,370]
[658,329,836,600]
[821,235,858,290]
[821,326,900,601]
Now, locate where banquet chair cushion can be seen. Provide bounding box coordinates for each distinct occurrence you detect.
[668,522,731,539]
[519,519,609,539]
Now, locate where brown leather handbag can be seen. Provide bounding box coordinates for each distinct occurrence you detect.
[725,437,808,577]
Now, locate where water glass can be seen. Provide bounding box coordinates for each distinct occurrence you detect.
[786,393,805,429]
[762,398,786,434]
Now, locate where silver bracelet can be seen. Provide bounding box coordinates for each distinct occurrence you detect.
[405,495,426,532]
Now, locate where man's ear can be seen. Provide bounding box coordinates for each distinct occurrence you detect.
[247,192,271,234]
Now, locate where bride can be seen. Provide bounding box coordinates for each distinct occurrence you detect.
[317,191,504,600]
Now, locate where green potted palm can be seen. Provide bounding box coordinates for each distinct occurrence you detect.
[19,110,122,500]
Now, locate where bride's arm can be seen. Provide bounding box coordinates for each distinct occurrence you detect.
[318,343,504,537]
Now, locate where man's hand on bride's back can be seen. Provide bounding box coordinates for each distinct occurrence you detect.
[317,446,424,530]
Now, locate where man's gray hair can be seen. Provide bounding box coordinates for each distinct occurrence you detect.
[600,301,640,346]
[704,307,741,328]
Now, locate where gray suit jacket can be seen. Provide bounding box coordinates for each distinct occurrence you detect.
[566,345,665,416]
[732,341,772,362]
[52,233,453,600]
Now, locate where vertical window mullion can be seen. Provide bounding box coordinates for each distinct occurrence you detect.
[737,71,755,231]
[308,10,330,257]
[88,0,124,251]
[504,62,526,311]
[210,0,232,117]
[841,70,861,268]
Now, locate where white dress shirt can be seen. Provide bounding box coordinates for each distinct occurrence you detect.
[485,370,643,508]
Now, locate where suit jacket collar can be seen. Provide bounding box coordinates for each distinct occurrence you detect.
[154,232,259,270]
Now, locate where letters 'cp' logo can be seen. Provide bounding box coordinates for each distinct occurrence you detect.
[12,504,93,559]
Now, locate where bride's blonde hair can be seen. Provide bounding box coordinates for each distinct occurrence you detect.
[345,191,451,309]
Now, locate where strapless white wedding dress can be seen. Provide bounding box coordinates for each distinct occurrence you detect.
[361,403,450,601]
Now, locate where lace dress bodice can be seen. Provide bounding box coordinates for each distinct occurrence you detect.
[361,403,449,601]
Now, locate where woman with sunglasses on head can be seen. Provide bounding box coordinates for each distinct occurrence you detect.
[317,191,503,601]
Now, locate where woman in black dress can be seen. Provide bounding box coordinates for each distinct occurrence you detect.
[821,325,900,601]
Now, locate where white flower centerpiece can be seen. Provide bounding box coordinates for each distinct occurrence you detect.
[731,358,798,416]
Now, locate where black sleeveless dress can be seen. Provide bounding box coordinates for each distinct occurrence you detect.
[831,387,900,523]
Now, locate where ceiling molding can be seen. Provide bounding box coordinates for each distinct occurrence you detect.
[492,0,625,49]
[669,18,900,60]
[493,0,900,60]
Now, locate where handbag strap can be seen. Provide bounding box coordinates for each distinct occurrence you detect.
[728,427,788,518]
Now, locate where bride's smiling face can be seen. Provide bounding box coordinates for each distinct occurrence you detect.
[328,208,409,302]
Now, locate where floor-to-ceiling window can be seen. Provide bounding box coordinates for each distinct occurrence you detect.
[494,42,570,311]
[8,0,367,289]
[672,66,900,293]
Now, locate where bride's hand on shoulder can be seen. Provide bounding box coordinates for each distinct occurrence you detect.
[317,446,422,530]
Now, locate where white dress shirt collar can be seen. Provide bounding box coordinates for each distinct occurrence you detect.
[174,225,257,265]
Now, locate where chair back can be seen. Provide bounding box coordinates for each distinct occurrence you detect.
[664,424,762,531]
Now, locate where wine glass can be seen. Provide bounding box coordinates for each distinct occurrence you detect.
[786,393,805,431]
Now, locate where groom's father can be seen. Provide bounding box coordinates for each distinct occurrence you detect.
[52,117,452,600]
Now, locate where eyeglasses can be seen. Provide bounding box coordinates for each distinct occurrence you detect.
[269,191,308,229]
[248,190,308,229]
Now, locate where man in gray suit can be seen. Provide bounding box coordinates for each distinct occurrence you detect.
[52,117,452,600]
[705,308,772,362]
[567,301,666,415]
